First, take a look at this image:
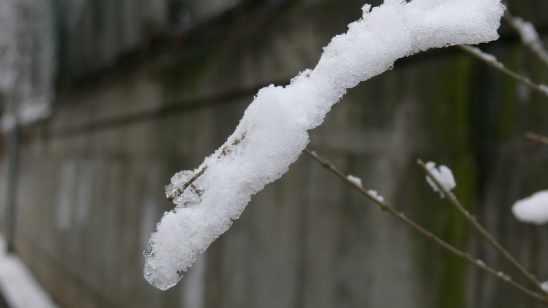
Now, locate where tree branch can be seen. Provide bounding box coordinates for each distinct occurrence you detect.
[457,45,548,99]
[304,149,548,304]
[504,11,548,68]
[526,132,548,145]
[166,133,246,202]
[418,159,548,295]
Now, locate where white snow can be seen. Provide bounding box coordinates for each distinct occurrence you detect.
[512,190,548,225]
[367,190,385,203]
[347,175,363,188]
[0,0,55,130]
[540,84,548,96]
[144,0,504,290]
[425,161,456,198]
[541,280,548,292]
[0,236,57,308]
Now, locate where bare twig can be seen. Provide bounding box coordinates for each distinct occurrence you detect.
[457,45,548,99]
[167,166,208,202]
[167,133,247,202]
[526,132,548,145]
[304,149,548,304]
[418,159,548,295]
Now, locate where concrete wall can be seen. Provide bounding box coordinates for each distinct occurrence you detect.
[2,0,548,307]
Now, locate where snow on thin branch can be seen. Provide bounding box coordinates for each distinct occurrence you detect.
[347,175,363,188]
[526,132,548,145]
[504,11,548,67]
[542,281,548,292]
[424,162,456,198]
[458,12,548,99]
[458,45,548,98]
[144,0,504,290]
[313,150,548,304]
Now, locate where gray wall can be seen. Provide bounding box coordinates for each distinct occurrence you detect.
[2,0,548,307]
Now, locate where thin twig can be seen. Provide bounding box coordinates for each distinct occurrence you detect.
[457,45,548,99]
[304,149,548,304]
[167,166,207,202]
[526,132,548,145]
[167,132,247,202]
[504,11,548,68]
[418,159,548,295]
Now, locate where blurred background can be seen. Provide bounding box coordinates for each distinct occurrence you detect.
[0,0,547,307]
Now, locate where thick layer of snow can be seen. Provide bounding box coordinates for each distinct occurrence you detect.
[0,236,57,308]
[425,161,456,198]
[145,0,504,290]
[512,190,548,225]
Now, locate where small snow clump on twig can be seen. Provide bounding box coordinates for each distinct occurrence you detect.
[368,190,385,203]
[541,280,548,292]
[425,161,456,198]
[347,175,363,188]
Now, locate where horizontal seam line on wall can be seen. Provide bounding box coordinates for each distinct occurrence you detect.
[44,81,279,139]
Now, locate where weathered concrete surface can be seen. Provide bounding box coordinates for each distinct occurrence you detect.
[1,0,548,307]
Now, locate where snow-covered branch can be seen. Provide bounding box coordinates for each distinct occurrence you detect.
[457,11,548,100]
[144,0,505,290]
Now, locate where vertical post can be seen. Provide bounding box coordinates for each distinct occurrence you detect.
[5,123,19,253]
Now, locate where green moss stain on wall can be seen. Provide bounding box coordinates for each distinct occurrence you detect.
[410,56,478,308]
[428,56,474,154]
[497,48,520,141]
[414,160,475,308]
[154,50,211,104]
[439,157,475,308]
